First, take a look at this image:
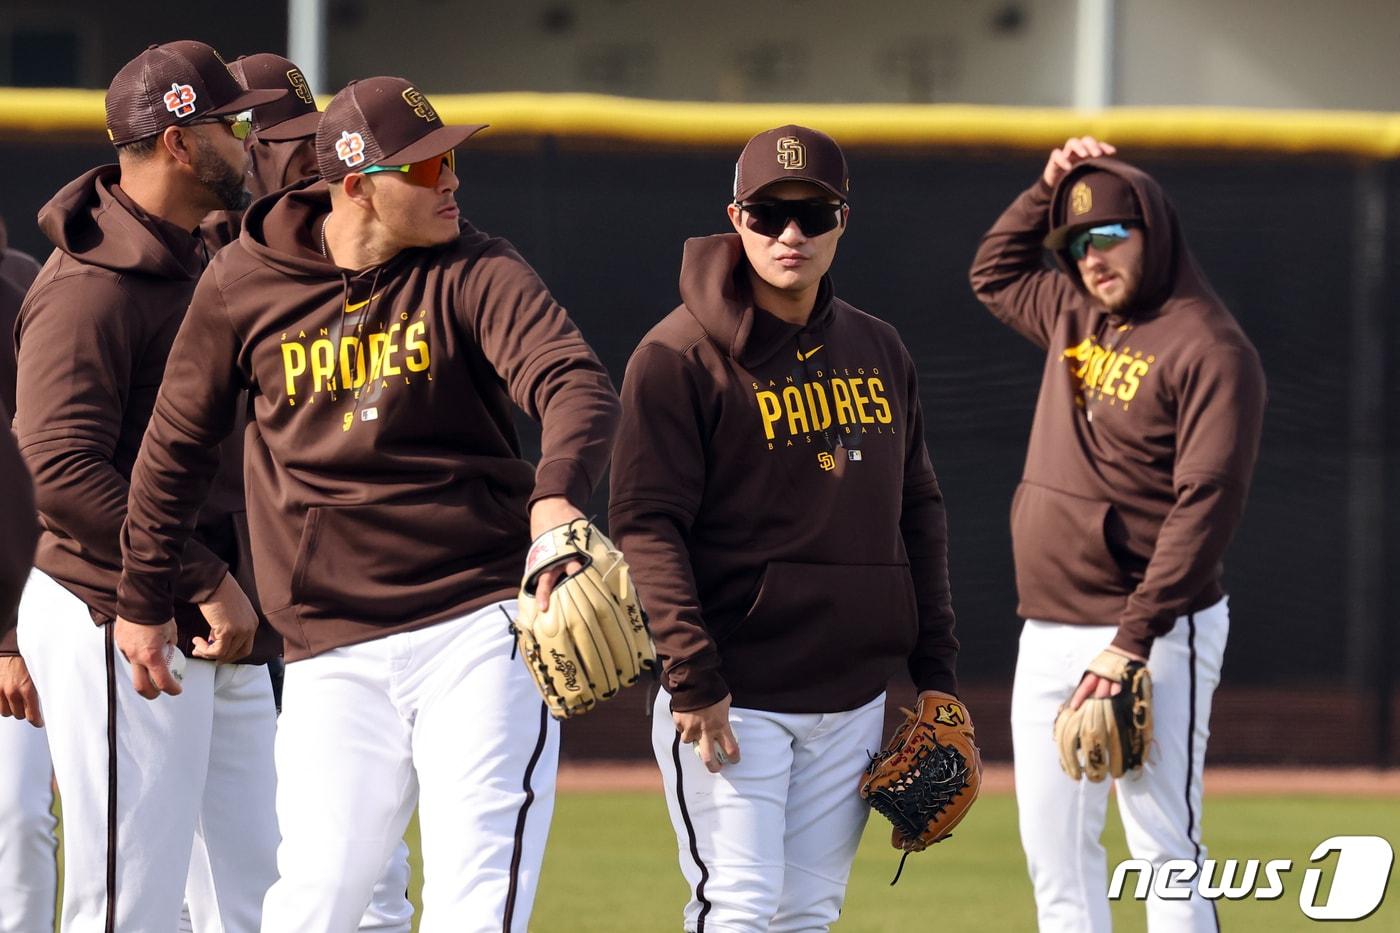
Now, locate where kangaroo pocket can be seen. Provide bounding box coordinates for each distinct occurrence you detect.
[1010,481,1130,617]
[288,478,530,626]
[721,561,917,710]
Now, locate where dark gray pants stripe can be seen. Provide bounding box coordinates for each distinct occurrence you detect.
[669,732,712,931]
[103,624,118,933]
[502,701,550,932]
[1184,613,1221,931]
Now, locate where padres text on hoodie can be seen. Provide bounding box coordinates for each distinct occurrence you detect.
[968,160,1266,658]
[118,180,620,661]
[610,234,957,715]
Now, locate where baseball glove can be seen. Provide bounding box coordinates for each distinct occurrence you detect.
[860,692,983,858]
[513,519,656,719]
[1053,649,1153,782]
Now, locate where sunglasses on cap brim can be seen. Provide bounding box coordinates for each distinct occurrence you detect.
[1068,223,1133,261]
[735,198,846,238]
[189,110,254,142]
[360,150,456,187]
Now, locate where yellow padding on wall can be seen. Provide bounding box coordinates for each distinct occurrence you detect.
[4,88,1399,157]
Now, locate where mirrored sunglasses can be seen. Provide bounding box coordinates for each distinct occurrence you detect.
[190,111,253,141]
[1068,223,1133,261]
[736,198,845,238]
[361,150,456,187]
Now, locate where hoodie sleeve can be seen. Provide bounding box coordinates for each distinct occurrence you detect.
[14,275,228,619]
[117,273,245,625]
[969,178,1081,350]
[608,343,728,712]
[897,349,960,696]
[0,407,37,650]
[1112,343,1266,656]
[460,242,620,509]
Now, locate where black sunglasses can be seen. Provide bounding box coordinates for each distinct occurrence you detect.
[735,198,846,238]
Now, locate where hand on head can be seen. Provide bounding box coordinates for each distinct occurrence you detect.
[1043,136,1117,189]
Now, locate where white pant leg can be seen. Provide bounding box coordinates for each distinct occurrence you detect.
[769,692,886,933]
[18,571,214,933]
[1011,620,1117,933]
[652,689,797,933]
[187,664,278,933]
[0,717,56,933]
[405,600,559,933]
[358,841,414,933]
[1117,598,1229,933]
[260,639,417,933]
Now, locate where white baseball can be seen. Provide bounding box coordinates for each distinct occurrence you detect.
[163,644,186,683]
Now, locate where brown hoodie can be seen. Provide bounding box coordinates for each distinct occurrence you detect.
[118,180,620,661]
[969,159,1266,657]
[610,234,957,714]
[11,166,277,663]
[0,403,37,642]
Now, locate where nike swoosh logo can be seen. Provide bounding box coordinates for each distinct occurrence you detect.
[344,291,384,315]
[797,345,824,361]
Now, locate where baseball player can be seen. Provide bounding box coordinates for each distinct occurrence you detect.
[969,137,1266,931]
[217,55,418,933]
[116,77,620,931]
[12,41,286,932]
[609,125,964,931]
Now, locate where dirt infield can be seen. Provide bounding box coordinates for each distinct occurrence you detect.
[557,761,1400,796]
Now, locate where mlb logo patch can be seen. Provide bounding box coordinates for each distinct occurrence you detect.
[163,83,197,117]
[360,408,378,422]
[336,130,366,167]
[848,450,862,461]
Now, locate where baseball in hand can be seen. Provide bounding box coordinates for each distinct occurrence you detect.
[163,644,186,683]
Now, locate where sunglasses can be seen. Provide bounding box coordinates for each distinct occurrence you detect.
[736,198,845,238]
[361,150,456,187]
[190,110,254,141]
[1068,223,1133,260]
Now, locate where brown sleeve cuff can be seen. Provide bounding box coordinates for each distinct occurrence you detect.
[170,539,228,605]
[530,457,594,511]
[909,660,958,698]
[664,656,731,713]
[1110,626,1160,660]
[0,627,19,656]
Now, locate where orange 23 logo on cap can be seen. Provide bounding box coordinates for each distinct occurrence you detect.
[776,136,806,170]
[336,130,366,167]
[163,83,197,117]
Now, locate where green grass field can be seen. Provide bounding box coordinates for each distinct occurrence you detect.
[394,789,1400,932]
[50,787,1400,930]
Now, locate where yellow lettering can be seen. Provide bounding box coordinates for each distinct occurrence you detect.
[848,377,873,423]
[782,385,810,435]
[309,339,336,393]
[1101,353,1131,395]
[865,377,893,424]
[1118,359,1150,402]
[804,382,832,430]
[367,334,389,381]
[281,343,307,398]
[339,337,366,389]
[381,323,403,377]
[830,378,856,426]
[756,391,783,440]
[403,322,430,373]
[318,326,329,337]
[1086,345,1111,388]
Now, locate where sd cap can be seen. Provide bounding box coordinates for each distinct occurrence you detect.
[316,77,487,182]
[1045,167,1142,249]
[733,125,850,203]
[105,40,286,145]
[228,53,320,142]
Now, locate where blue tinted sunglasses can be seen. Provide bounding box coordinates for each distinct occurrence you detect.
[1068,223,1133,260]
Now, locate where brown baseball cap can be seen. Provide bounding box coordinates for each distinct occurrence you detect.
[105,41,286,145]
[228,53,320,142]
[1044,168,1142,249]
[316,77,487,182]
[733,125,850,203]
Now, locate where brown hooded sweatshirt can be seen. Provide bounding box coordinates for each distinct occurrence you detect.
[10,166,277,663]
[610,234,958,714]
[969,159,1266,657]
[117,179,620,661]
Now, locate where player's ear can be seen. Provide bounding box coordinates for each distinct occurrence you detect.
[726,201,743,234]
[341,173,376,210]
[160,125,195,167]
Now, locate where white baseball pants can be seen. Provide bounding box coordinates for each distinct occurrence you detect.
[0,717,55,933]
[1011,597,1229,932]
[651,690,885,933]
[16,570,279,933]
[260,598,558,933]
